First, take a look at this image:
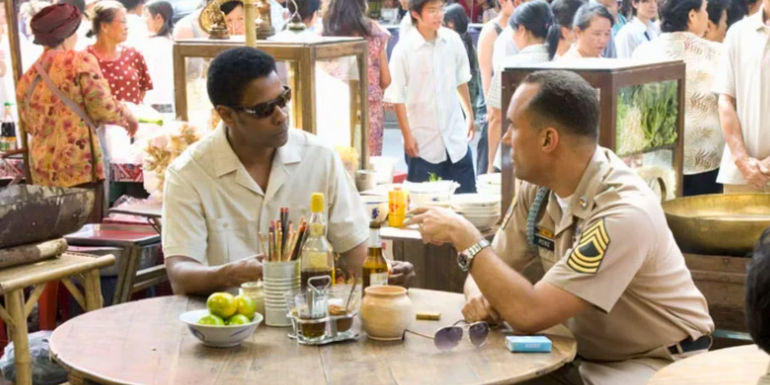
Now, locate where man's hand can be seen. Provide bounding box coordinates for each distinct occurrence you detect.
[405,207,483,251]
[404,133,419,158]
[388,260,416,287]
[462,294,501,323]
[466,120,476,141]
[759,156,770,176]
[737,157,770,189]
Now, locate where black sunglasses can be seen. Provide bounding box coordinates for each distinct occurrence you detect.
[434,320,489,351]
[232,86,292,118]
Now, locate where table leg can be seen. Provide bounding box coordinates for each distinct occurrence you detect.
[84,269,103,311]
[6,289,31,385]
[113,245,140,305]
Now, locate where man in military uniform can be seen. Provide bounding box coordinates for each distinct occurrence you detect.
[406,70,714,385]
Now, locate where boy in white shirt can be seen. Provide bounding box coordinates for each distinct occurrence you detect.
[385,0,478,193]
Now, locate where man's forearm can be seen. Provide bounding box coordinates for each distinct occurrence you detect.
[338,241,368,276]
[394,103,412,137]
[487,107,501,172]
[718,95,748,163]
[165,256,262,295]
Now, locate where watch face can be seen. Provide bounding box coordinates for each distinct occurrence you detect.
[457,252,469,271]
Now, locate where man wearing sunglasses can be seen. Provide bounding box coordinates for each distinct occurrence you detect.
[161,47,414,295]
[407,70,713,385]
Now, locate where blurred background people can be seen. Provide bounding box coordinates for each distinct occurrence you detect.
[16,3,137,221]
[322,0,391,156]
[615,0,659,57]
[561,3,613,58]
[143,0,175,112]
[634,0,723,196]
[548,0,585,59]
[705,0,729,42]
[87,0,153,104]
[220,0,245,36]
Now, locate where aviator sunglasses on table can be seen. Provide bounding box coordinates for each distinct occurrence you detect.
[230,86,292,118]
[408,320,490,351]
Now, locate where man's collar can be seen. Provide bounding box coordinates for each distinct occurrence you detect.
[551,147,610,236]
[212,124,302,178]
[407,26,449,46]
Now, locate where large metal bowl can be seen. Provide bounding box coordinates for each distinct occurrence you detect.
[662,193,770,256]
[0,185,93,249]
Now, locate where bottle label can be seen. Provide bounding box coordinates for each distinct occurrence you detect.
[369,229,381,247]
[307,251,328,268]
[369,272,388,287]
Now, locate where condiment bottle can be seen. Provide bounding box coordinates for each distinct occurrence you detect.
[362,219,388,291]
[300,192,335,291]
[239,280,265,317]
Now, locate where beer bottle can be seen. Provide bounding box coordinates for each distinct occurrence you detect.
[300,192,335,291]
[362,220,389,291]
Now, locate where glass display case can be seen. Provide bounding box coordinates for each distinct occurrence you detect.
[173,36,370,169]
[499,59,685,213]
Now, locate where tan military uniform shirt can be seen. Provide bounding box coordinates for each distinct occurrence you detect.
[493,147,714,362]
[162,126,369,266]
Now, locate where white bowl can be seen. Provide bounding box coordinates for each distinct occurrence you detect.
[452,193,500,208]
[477,173,501,186]
[180,309,262,348]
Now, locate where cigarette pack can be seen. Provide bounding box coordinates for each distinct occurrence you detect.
[505,336,552,353]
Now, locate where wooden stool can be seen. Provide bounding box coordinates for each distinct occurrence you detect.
[0,247,114,385]
[65,224,164,305]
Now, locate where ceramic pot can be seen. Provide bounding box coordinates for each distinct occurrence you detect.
[360,286,413,341]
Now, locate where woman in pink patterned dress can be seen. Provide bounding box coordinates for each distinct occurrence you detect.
[86,1,153,104]
[322,0,391,156]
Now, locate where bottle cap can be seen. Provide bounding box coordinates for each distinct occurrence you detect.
[310,192,324,213]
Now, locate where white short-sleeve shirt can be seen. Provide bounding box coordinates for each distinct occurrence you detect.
[383,27,472,164]
[713,6,770,185]
[161,126,369,266]
[615,18,659,58]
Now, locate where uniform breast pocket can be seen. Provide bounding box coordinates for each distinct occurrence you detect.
[208,217,257,264]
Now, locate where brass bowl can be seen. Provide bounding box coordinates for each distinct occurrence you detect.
[662,193,770,256]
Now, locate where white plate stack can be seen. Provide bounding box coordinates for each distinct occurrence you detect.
[476,173,502,196]
[451,193,501,230]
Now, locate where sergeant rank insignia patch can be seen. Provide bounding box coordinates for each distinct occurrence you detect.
[567,218,610,274]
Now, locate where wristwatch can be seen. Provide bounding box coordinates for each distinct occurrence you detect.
[457,239,490,272]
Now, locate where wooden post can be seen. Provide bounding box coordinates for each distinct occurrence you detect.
[84,269,103,310]
[6,289,31,385]
[244,0,257,47]
[5,0,32,183]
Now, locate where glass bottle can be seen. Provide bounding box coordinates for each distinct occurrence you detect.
[300,192,335,291]
[362,220,389,291]
[2,102,16,151]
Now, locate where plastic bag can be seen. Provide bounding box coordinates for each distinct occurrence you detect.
[0,330,68,385]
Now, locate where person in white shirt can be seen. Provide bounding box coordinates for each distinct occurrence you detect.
[117,0,150,46]
[614,0,658,58]
[163,47,415,294]
[560,3,613,59]
[713,0,770,192]
[142,0,175,112]
[384,0,477,193]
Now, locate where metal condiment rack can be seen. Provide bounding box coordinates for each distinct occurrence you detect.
[287,311,359,345]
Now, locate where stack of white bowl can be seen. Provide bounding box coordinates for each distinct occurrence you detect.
[263,261,300,327]
[476,173,502,196]
[452,193,501,229]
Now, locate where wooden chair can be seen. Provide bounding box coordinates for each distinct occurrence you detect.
[65,224,165,305]
[0,240,114,385]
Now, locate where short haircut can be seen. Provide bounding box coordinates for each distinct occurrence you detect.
[288,0,321,22]
[746,228,770,354]
[660,0,703,32]
[519,70,599,140]
[409,0,442,23]
[207,47,277,107]
[573,3,614,31]
[220,0,243,15]
[117,0,143,11]
[706,0,729,25]
[57,0,86,14]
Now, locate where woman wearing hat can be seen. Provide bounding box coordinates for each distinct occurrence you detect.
[16,3,137,222]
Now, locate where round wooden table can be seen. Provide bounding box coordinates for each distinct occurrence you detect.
[648,344,770,385]
[49,289,576,385]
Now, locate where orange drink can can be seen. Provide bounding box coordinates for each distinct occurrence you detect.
[388,188,408,227]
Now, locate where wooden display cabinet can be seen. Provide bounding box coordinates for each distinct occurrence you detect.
[173,37,370,169]
[499,59,686,214]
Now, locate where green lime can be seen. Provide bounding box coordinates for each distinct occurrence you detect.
[198,313,225,326]
[226,314,251,325]
[206,292,237,318]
